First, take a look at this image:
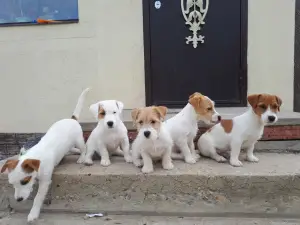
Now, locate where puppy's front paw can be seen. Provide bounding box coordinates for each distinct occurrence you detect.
[142,166,154,174]
[163,162,174,170]
[76,156,85,164]
[193,153,201,161]
[247,155,259,162]
[100,159,111,167]
[185,156,196,164]
[27,211,39,223]
[230,159,243,167]
[83,158,94,166]
[133,159,143,167]
[124,155,133,163]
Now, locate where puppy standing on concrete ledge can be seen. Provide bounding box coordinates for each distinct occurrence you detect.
[77,100,131,166]
[0,88,90,222]
[198,94,282,167]
[164,92,221,164]
[131,106,174,173]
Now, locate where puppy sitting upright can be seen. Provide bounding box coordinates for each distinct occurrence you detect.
[164,92,221,164]
[131,106,174,173]
[78,100,131,166]
[1,88,89,222]
[198,94,282,167]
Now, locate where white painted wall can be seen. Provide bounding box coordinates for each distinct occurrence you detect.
[0,0,145,132]
[0,0,296,132]
[248,0,295,110]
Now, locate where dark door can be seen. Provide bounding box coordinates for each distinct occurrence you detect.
[143,0,248,108]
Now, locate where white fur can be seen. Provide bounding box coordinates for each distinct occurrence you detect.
[78,100,131,166]
[3,88,89,222]
[198,107,278,167]
[132,123,174,173]
[164,98,220,164]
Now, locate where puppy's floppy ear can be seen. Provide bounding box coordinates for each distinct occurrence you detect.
[154,106,168,120]
[21,159,40,173]
[189,92,201,100]
[1,159,19,173]
[131,108,140,122]
[275,95,282,111]
[89,102,101,120]
[115,101,124,113]
[89,103,99,119]
[188,92,203,108]
[247,94,261,108]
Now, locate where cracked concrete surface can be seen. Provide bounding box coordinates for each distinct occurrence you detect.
[1,153,300,217]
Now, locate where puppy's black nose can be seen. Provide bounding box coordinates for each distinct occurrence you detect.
[107,121,114,127]
[268,116,276,122]
[144,131,151,138]
[17,197,23,202]
[217,115,221,121]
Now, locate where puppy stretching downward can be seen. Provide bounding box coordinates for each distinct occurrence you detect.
[1,88,89,222]
[198,94,282,167]
[78,100,131,166]
[164,92,221,164]
[131,106,174,173]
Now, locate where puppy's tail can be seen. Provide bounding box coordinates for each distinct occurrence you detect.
[71,88,90,120]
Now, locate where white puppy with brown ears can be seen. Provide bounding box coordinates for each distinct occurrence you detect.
[164,92,221,164]
[198,94,282,167]
[131,106,174,173]
[1,88,89,223]
[77,100,131,166]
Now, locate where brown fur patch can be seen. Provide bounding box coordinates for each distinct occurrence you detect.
[1,159,19,173]
[132,106,167,132]
[248,94,282,116]
[98,106,106,120]
[21,159,40,173]
[188,92,216,121]
[220,119,233,133]
[71,115,77,120]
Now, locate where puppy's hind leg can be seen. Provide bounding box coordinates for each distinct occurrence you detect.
[80,139,95,165]
[75,136,88,164]
[68,148,81,155]
[176,140,196,164]
[197,134,226,163]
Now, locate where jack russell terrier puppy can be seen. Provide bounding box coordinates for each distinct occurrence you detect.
[164,92,221,164]
[131,106,174,173]
[77,100,131,166]
[198,94,282,167]
[1,88,89,222]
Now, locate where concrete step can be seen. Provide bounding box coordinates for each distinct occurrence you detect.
[1,213,300,225]
[1,153,300,217]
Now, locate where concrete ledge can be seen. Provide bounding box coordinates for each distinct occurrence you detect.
[81,108,300,131]
[2,153,300,217]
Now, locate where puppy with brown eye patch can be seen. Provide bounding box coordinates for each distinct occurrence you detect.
[77,100,131,167]
[131,106,174,173]
[0,88,90,222]
[164,92,221,164]
[198,93,282,167]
